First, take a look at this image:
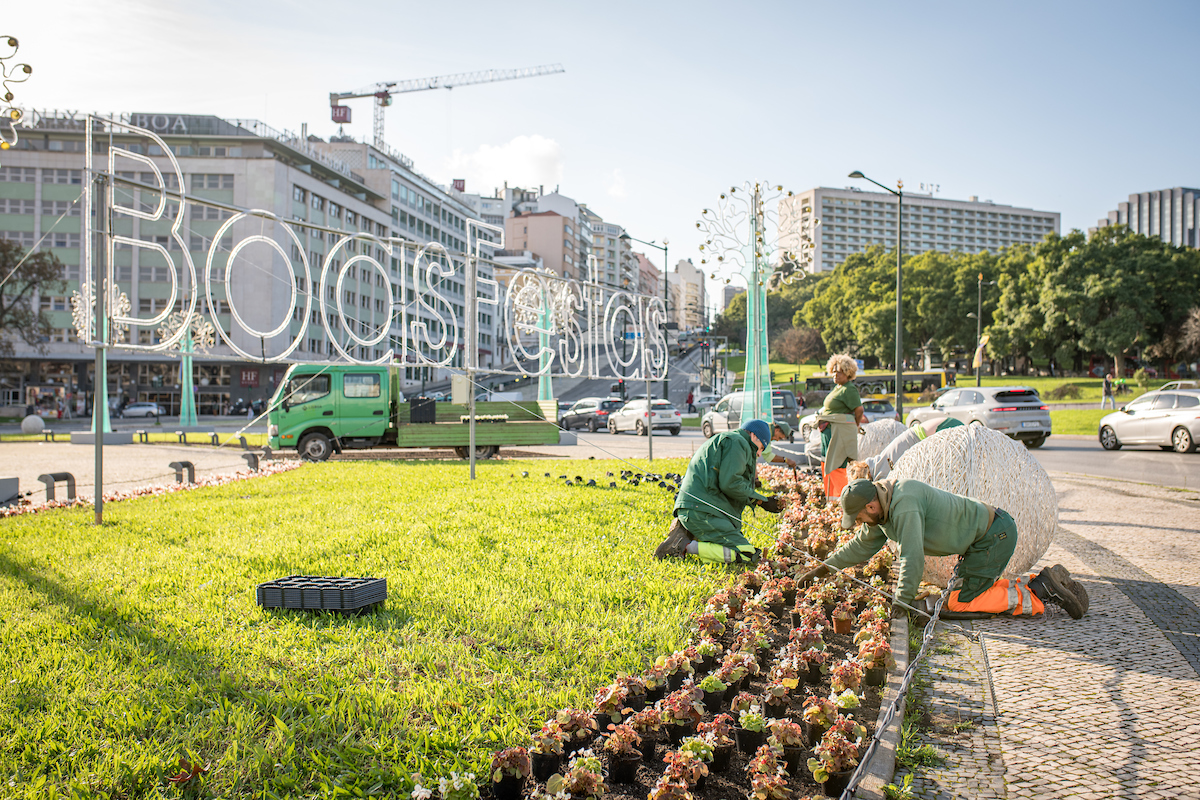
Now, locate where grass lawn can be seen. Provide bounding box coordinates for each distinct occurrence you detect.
[0,431,270,446]
[0,459,749,797]
[1049,409,1110,436]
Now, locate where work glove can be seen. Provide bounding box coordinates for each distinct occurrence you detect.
[798,564,832,587]
[890,601,908,619]
[760,496,784,514]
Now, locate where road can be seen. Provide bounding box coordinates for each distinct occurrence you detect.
[556,345,708,408]
[1027,434,1200,490]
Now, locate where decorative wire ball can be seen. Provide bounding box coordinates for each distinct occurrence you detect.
[857,419,908,461]
[890,424,1057,588]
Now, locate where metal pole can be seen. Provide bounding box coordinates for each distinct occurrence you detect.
[94,175,107,525]
[646,372,653,463]
[895,189,904,420]
[467,245,478,479]
[662,242,669,402]
[975,273,983,387]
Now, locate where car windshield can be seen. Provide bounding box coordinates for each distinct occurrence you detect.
[864,401,893,412]
[600,400,623,411]
[652,401,675,410]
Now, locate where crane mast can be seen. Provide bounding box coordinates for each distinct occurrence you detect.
[330,63,566,148]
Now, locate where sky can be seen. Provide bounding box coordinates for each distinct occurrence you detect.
[8,0,1200,306]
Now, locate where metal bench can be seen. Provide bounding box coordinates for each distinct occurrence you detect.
[38,472,76,502]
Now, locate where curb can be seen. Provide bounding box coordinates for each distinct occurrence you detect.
[853,614,910,799]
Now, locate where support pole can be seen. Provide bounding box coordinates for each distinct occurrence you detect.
[646,372,653,463]
[895,190,904,420]
[93,175,108,524]
[466,245,479,480]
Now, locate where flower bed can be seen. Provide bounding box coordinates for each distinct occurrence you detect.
[475,465,898,800]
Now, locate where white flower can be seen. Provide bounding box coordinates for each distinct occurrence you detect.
[411,786,432,800]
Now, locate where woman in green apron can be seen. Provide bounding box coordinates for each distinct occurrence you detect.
[816,354,868,499]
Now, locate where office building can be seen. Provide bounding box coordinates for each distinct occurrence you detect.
[669,259,707,332]
[779,187,1060,273]
[1092,187,1200,247]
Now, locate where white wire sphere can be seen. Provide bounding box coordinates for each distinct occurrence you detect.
[21,414,45,435]
[889,424,1057,588]
[857,419,908,460]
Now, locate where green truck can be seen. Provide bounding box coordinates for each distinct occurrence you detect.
[267,363,561,461]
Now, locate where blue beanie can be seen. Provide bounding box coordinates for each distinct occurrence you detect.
[741,419,771,445]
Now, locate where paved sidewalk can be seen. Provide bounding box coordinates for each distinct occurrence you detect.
[897,473,1200,799]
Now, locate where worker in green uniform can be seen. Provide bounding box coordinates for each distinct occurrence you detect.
[799,478,1088,619]
[655,419,783,564]
[761,420,798,469]
[847,415,964,481]
[817,354,867,499]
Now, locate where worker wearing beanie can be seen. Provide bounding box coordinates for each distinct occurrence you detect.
[817,355,868,500]
[760,420,798,469]
[799,478,1089,619]
[655,418,784,564]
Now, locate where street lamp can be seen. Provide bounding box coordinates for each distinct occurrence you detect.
[973,272,997,386]
[620,232,670,400]
[849,171,904,418]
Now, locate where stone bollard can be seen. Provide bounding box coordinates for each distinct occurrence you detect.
[168,461,196,484]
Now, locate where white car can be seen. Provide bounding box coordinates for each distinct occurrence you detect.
[121,402,166,418]
[608,399,683,436]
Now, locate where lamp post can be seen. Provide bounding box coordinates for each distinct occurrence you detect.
[849,171,904,418]
[973,272,996,386]
[621,232,669,400]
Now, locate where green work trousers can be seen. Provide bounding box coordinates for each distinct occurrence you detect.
[956,508,1019,603]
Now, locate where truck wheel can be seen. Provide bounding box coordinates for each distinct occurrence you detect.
[298,432,333,462]
[454,445,498,460]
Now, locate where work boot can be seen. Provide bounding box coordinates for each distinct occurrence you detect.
[1047,564,1089,615]
[1029,567,1085,619]
[654,519,692,560]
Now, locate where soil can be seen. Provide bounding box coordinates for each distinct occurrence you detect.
[513,618,885,800]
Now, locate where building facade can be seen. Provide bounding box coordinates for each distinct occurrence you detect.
[669,258,707,332]
[0,109,496,417]
[1092,187,1200,247]
[779,187,1061,273]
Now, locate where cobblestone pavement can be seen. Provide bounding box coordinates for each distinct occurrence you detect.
[895,473,1200,800]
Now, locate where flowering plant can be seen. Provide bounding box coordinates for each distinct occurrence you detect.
[662,750,709,786]
[832,688,861,711]
[547,750,605,800]
[798,647,828,668]
[854,618,890,644]
[618,673,647,698]
[695,637,722,658]
[657,651,694,677]
[724,651,761,681]
[738,570,765,592]
[628,707,663,736]
[602,723,642,757]
[802,694,837,729]
[748,770,792,800]
[829,659,864,692]
[761,680,791,710]
[661,686,705,727]
[698,713,735,747]
[731,691,758,713]
[593,682,629,724]
[808,728,861,783]
[808,582,841,606]
[644,662,668,691]
[789,625,824,651]
[746,743,782,776]
[832,600,855,622]
[647,777,694,800]
[792,605,829,629]
[556,708,599,744]
[678,735,715,763]
[531,718,567,756]
[758,586,784,608]
[858,637,895,670]
[490,747,531,782]
[827,714,867,742]
[692,610,727,639]
[767,718,805,748]
[738,705,767,733]
[697,673,728,694]
[437,771,480,800]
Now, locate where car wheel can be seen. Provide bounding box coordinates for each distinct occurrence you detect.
[608,419,618,435]
[670,427,681,436]
[588,418,598,433]
[558,418,568,430]
[636,420,647,436]
[1099,425,1122,451]
[298,432,333,462]
[1172,426,1196,454]
[702,421,713,438]
[1025,436,1046,449]
[801,423,814,438]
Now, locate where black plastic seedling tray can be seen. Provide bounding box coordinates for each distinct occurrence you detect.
[256,575,386,613]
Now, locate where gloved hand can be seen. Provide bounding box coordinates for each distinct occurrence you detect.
[890,601,908,619]
[798,564,831,587]
[760,495,784,514]
[785,458,797,469]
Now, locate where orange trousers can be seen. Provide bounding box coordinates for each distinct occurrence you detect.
[946,573,1045,616]
[822,464,848,500]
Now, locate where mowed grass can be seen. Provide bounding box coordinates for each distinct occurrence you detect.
[1049,408,1111,436]
[0,458,745,798]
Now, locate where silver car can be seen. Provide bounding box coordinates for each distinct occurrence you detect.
[906,385,1051,448]
[701,390,801,439]
[608,399,683,435]
[1099,389,1200,453]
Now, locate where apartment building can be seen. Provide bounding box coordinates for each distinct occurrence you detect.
[669,259,707,332]
[779,186,1061,273]
[1092,186,1200,247]
[0,109,494,416]
[636,253,662,301]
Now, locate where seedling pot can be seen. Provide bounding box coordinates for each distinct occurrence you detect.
[530,752,559,782]
[823,768,854,797]
[735,726,765,753]
[608,753,641,784]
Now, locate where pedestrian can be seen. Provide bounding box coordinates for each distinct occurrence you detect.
[799,478,1089,619]
[1100,373,1115,410]
[686,390,695,414]
[816,354,868,501]
[655,419,784,565]
[846,415,964,481]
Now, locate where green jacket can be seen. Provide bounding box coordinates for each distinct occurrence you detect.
[674,429,770,529]
[824,479,992,604]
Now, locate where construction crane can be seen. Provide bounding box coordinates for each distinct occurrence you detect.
[330,64,566,149]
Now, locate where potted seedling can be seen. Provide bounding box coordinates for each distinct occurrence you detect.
[490,747,531,800]
[748,769,792,800]
[692,609,727,639]
[758,585,786,617]
[593,682,629,727]
[832,688,863,720]
[807,720,864,798]
[601,723,642,784]
[829,659,864,693]
[678,735,716,782]
[736,704,768,753]
[791,604,830,630]
[659,651,695,692]
[531,718,567,781]
[662,750,709,791]
[698,714,736,773]
[858,637,894,686]
[798,647,828,685]
[428,772,481,800]
[695,637,723,673]
[802,694,838,747]
[770,575,798,606]
[767,718,806,776]
[618,674,648,713]
[746,743,782,777]
[808,582,842,620]
[697,673,729,715]
[644,663,668,703]
[628,706,663,763]
[661,686,705,745]
[557,708,599,754]
[547,750,606,800]
[646,776,694,800]
[731,690,758,714]
[761,679,791,716]
[831,600,855,635]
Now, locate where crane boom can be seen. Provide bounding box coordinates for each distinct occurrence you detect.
[329,63,565,148]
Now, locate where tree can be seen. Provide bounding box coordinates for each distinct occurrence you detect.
[771,326,825,371]
[0,239,66,355]
[1181,307,1200,359]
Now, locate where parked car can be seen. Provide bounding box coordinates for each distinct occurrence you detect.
[121,401,166,418]
[905,386,1051,448]
[692,393,721,412]
[230,398,267,416]
[559,397,624,432]
[1099,389,1200,453]
[608,399,682,435]
[700,389,802,438]
[863,399,900,423]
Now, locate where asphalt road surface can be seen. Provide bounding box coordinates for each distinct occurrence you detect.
[1028,434,1200,491]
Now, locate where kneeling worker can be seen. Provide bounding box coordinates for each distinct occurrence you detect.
[656,419,784,565]
[800,478,1089,619]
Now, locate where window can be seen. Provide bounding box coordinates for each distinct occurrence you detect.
[193,174,233,190]
[288,374,330,404]
[344,373,381,398]
[42,169,83,185]
[294,186,307,202]
[311,194,325,211]
[0,166,36,182]
[1,199,35,214]
[329,202,341,219]
[1150,394,1177,410]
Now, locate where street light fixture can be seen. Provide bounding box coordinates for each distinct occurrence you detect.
[974,272,997,386]
[620,232,670,401]
[848,171,904,418]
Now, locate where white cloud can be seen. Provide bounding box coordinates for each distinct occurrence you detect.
[606,168,627,199]
[443,135,563,196]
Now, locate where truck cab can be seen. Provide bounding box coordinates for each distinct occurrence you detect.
[269,364,398,461]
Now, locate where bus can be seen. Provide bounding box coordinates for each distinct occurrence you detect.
[804,370,954,404]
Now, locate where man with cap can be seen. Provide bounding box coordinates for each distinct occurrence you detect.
[655,419,784,564]
[761,421,798,469]
[799,478,1089,619]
